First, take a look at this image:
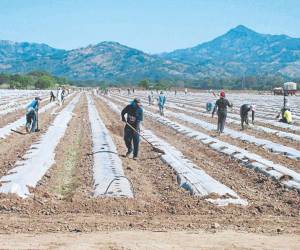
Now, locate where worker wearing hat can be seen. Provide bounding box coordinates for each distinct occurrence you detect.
[26,97,41,133]
[212,91,233,134]
[121,98,144,160]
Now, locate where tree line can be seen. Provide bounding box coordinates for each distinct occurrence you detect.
[73,74,299,90]
[0,71,70,89]
[1,71,298,90]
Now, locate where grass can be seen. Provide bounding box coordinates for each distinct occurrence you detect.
[51,129,82,199]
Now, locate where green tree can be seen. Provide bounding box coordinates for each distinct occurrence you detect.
[138,79,150,89]
[35,75,55,89]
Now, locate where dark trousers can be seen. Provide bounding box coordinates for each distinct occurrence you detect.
[124,126,140,157]
[241,113,249,129]
[217,112,227,133]
[159,105,164,116]
[280,118,289,124]
[26,109,37,132]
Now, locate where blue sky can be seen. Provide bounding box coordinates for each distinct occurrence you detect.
[0,0,299,53]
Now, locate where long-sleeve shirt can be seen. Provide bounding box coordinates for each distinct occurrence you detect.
[283,110,292,123]
[158,95,166,107]
[240,104,255,122]
[212,98,232,116]
[121,102,143,129]
[27,100,39,111]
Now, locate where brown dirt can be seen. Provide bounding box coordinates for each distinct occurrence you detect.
[166,114,300,172]
[0,99,49,128]
[175,107,300,151]
[1,230,300,249]
[110,95,300,172]
[170,100,300,136]
[0,97,74,177]
[0,93,298,239]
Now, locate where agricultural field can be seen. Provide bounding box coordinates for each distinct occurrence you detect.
[0,89,299,249]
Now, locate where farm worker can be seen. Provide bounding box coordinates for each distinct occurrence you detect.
[148,94,152,105]
[56,87,63,106]
[26,97,41,133]
[279,108,292,124]
[240,104,256,130]
[158,91,166,116]
[212,91,233,134]
[50,90,55,102]
[121,98,143,160]
[206,102,214,112]
[61,88,66,104]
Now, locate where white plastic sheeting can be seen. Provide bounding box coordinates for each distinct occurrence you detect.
[98,94,247,205]
[108,96,300,193]
[226,112,300,133]
[0,94,80,198]
[115,92,300,131]
[166,102,300,142]
[0,90,49,115]
[0,92,75,139]
[87,94,133,198]
[111,94,300,160]
[163,110,300,160]
[142,130,247,206]
[114,93,300,143]
[0,96,47,116]
[141,109,300,193]
[0,98,34,114]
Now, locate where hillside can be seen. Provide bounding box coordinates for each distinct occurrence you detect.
[160,25,300,78]
[1,25,300,84]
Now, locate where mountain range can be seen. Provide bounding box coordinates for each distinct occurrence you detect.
[1,25,300,83]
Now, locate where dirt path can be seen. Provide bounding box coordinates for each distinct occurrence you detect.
[34,95,94,201]
[0,230,299,250]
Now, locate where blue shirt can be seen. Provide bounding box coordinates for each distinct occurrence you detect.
[27,100,39,110]
[158,95,166,106]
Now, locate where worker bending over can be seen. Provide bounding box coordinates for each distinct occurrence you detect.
[121,98,143,160]
[206,102,214,112]
[240,104,256,130]
[212,91,233,134]
[279,108,292,124]
[26,97,41,133]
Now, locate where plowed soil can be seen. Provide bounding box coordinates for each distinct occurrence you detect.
[0,92,299,249]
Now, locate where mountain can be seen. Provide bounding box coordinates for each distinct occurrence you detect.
[58,41,191,81]
[160,25,300,78]
[1,25,300,84]
[0,40,191,82]
[0,40,66,73]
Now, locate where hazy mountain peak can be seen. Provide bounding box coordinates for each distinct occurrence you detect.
[230,25,256,33]
[1,25,300,82]
[223,25,260,39]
